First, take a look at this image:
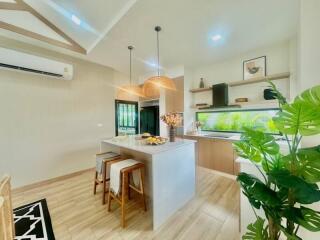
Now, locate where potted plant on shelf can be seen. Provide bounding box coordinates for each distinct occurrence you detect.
[233,82,320,240]
[161,113,182,142]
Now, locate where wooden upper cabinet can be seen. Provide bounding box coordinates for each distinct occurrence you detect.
[165,77,184,113]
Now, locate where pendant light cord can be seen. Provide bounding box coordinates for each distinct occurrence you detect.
[130,48,132,85]
[128,46,133,86]
[157,29,160,77]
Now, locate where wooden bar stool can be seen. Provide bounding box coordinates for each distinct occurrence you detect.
[0,175,15,240]
[107,161,147,228]
[93,152,123,204]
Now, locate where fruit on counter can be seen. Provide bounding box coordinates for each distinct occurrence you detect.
[146,136,167,145]
[142,132,152,138]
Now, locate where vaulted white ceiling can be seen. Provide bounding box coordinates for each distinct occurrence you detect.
[0,0,300,77]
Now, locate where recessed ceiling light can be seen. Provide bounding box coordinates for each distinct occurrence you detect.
[211,34,222,41]
[71,14,81,25]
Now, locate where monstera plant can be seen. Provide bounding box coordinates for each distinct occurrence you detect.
[234,83,320,240]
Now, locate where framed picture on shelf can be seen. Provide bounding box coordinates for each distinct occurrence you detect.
[243,56,266,80]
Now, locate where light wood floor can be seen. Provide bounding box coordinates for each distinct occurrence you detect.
[12,167,240,240]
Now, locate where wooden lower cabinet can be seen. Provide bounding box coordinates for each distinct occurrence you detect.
[198,138,213,169]
[184,136,238,175]
[211,140,235,175]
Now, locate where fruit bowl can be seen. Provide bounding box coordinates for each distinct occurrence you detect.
[141,133,152,139]
[145,136,167,145]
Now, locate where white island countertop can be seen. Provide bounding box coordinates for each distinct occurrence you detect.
[184,132,241,141]
[102,135,196,155]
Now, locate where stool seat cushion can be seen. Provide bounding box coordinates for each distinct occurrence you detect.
[110,159,141,195]
[96,152,120,174]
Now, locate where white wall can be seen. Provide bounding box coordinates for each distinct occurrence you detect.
[299,0,320,149]
[192,41,291,105]
[183,41,295,133]
[299,0,320,91]
[0,38,117,188]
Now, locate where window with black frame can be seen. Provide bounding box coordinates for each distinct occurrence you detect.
[115,100,138,136]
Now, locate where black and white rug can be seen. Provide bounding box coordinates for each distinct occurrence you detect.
[13,199,55,240]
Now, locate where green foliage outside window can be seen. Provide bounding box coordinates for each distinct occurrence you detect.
[196,109,279,134]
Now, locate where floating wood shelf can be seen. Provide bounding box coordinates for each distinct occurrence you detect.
[189,87,212,93]
[230,100,279,106]
[189,72,290,93]
[229,72,290,87]
[190,104,210,109]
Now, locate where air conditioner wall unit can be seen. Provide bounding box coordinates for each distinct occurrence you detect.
[0,47,73,80]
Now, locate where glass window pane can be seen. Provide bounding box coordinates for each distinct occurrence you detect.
[116,101,138,136]
[196,109,280,134]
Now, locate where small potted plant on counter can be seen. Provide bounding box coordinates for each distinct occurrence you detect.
[234,82,320,240]
[161,113,183,142]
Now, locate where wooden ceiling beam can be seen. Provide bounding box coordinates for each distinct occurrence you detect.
[0,21,86,54]
[0,2,27,11]
[2,0,87,54]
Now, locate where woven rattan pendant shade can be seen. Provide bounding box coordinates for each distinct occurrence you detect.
[143,26,176,93]
[117,46,145,98]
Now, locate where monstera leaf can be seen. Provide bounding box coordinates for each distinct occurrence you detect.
[268,170,320,204]
[283,206,320,232]
[234,141,262,163]
[261,153,284,173]
[234,128,280,172]
[295,85,320,107]
[240,128,280,155]
[237,173,282,207]
[242,217,268,240]
[273,101,320,136]
[296,146,320,183]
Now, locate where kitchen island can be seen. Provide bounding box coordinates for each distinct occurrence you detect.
[100,135,196,230]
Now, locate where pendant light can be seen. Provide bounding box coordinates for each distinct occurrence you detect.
[143,26,176,93]
[118,46,145,98]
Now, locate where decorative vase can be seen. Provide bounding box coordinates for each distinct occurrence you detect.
[169,126,176,142]
[199,78,205,88]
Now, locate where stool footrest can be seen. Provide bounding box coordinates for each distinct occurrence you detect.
[129,184,143,194]
[109,192,122,205]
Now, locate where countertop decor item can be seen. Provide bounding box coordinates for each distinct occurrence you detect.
[160,112,183,142]
[195,103,208,107]
[235,97,248,103]
[143,26,176,93]
[195,121,202,133]
[234,81,320,239]
[199,78,205,88]
[117,46,145,97]
[264,88,277,100]
[243,56,266,80]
